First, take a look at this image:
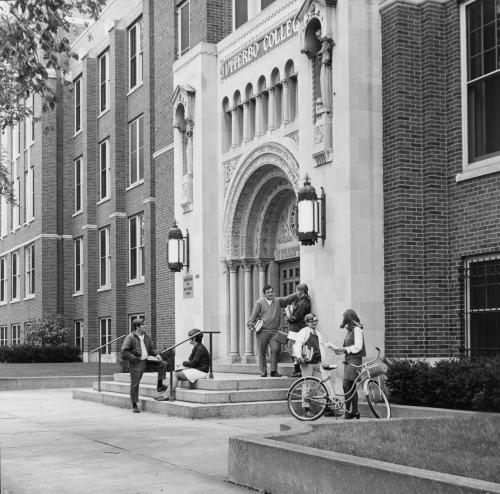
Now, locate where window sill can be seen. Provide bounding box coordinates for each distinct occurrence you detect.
[97,197,111,206]
[98,108,110,119]
[97,286,111,292]
[0,301,7,306]
[23,294,35,301]
[73,292,83,297]
[72,210,83,218]
[10,298,20,304]
[456,157,500,182]
[126,180,144,192]
[127,82,143,97]
[127,278,145,287]
[73,129,83,138]
[26,218,35,225]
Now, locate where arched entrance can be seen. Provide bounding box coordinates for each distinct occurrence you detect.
[222,142,300,362]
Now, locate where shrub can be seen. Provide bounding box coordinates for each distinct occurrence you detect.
[25,313,69,346]
[386,357,500,412]
[0,344,82,363]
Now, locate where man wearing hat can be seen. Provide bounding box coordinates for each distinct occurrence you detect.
[155,329,210,401]
[120,317,169,413]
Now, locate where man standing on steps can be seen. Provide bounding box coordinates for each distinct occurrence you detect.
[247,285,297,377]
[120,317,169,413]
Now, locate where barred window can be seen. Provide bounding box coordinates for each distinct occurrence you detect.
[128,18,143,90]
[100,318,112,355]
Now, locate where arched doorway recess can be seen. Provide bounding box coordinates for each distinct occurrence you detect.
[223,142,301,361]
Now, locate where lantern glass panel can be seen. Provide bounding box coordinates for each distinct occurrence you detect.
[298,200,314,233]
[168,238,182,264]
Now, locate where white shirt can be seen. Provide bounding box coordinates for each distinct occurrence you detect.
[345,326,364,354]
[292,326,330,361]
[138,334,148,360]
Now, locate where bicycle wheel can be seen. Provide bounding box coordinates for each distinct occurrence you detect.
[364,379,391,419]
[287,377,328,421]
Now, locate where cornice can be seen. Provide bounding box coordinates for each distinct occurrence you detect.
[380,0,451,12]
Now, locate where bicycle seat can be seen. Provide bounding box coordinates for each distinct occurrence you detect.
[322,364,337,370]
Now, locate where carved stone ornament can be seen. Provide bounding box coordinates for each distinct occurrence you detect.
[171,85,196,124]
[223,156,242,194]
[314,123,324,144]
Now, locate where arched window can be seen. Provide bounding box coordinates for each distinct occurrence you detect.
[285,59,297,123]
[233,90,243,146]
[258,76,268,134]
[175,104,187,175]
[245,83,255,141]
[222,96,231,153]
[271,68,282,128]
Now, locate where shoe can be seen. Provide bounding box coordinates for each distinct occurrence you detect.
[344,411,360,420]
[270,371,282,377]
[132,404,140,413]
[291,371,301,378]
[154,393,170,401]
[260,372,267,377]
[304,409,313,418]
[156,384,167,393]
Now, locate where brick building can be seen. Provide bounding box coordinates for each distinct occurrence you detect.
[0,0,498,362]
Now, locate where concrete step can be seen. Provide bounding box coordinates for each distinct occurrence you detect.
[212,362,295,375]
[93,380,290,404]
[112,372,297,390]
[73,388,290,419]
[0,375,115,391]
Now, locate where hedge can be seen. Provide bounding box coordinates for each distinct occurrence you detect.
[0,344,82,363]
[385,357,500,413]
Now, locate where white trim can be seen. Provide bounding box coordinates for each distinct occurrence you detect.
[127,278,145,287]
[126,179,144,192]
[82,224,98,230]
[73,129,83,139]
[72,210,83,218]
[126,82,144,97]
[109,212,127,219]
[379,0,448,12]
[143,197,155,204]
[10,299,20,304]
[97,197,111,206]
[456,157,500,182]
[98,108,111,120]
[97,286,111,293]
[23,294,35,301]
[73,292,83,297]
[152,143,174,159]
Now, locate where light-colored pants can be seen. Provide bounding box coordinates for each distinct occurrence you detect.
[300,362,335,406]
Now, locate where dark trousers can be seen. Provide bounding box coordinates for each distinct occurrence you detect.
[129,359,168,404]
[257,330,280,373]
[343,379,358,414]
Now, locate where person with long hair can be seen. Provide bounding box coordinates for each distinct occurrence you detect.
[334,309,366,419]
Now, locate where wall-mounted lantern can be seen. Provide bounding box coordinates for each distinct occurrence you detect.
[297,174,326,246]
[167,220,189,272]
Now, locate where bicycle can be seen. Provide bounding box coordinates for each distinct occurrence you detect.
[287,347,391,421]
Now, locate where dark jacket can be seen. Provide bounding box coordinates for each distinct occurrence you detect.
[121,331,158,363]
[287,295,311,333]
[182,343,210,373]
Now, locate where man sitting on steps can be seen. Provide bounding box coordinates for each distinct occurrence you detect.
[121,317,169,413]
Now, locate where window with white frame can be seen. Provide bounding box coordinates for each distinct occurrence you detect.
[1,196,8,237]
[75,320,84,351]
[129,115,144,186]
[99,226,111,288]
[463,0,500,165]
[0,326,7,346]
[25,244,35,297]
[74,237,83,294]
[0,257,6,302]
[74,157,82,213]
[99,50,110,114]
[464,255,500,356]
[26,164,34,221]
[13,123,20,157]
[100,317,112,355]
[99,139,110,201]
[31,94,35,142]
[128,18,143,90]
[11,251,20,301]
[233,0,276,30]
[178,2,190,55]
[74,77,82,133]
[12,160,20,230]
[11,324,20,346]
[129,214,144,281]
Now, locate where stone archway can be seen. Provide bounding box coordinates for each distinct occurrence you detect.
[222,142,300,361]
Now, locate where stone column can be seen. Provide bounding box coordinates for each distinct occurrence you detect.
[243,100,250,143]
[231,108,238,147]
[243,261,254,356]
[282,79,290,124]
[255,94,263,136]
[228,260,240,356]
[257,260,268,295]
[268,87,276,130]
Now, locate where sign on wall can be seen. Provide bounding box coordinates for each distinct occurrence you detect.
[183,275,193,298]
[220,17,299,80]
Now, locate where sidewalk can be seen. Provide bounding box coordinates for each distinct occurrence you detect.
[0,389,289,494]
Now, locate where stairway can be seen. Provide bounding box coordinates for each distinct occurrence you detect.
[73,365,298,419]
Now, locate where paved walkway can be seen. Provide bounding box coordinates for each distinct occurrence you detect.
[0,389,290,494]
[0,363,121,377]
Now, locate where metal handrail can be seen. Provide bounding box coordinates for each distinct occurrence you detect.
[160,330,221,401]
[90,334,127,392]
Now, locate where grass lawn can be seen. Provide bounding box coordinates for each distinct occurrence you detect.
[0,362,122,377]
[279,415,500,483]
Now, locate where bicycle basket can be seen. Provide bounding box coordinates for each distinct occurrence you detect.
[364,360,387,378]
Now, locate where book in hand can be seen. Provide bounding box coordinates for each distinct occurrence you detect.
[301,345,314,362]
[147,355,161,362]
[253,319,264,333]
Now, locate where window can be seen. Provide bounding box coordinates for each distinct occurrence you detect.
[464,255,500,356]
[128,19,143,90]
[0,326,7,346]
[99,139,110,201]
[464,0,500,164]
[25,244,35,297]
[12,160,20,230]
[99,51,110,113]
[100,318,112,355]
[25,164,34,221]
[11,324,21,346]
[74,77,82,133]
[179,2,190,55]
[11,251,20,300]
[129,116,144,185]
[31,94,35,142]
[74,237,83,293]
[129,214,144,281]
[0,196,7,237]
[13,124,20,157]
[261,0,276,9]
[0,257,6,302]
[99,227,111,288]
[234,0,248,30]
[75,320,84,351]
[74,157,82,213]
